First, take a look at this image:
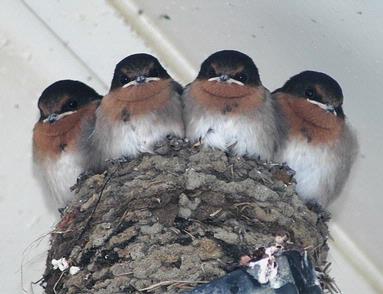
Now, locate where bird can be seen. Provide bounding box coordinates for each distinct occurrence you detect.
[32,80,102,209]
[272,70,358,206]
[82,53,184,172]
[182,50,283,161]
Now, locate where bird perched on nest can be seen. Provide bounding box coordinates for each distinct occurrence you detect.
[32,80,102,208]
[82,53,184,172]
[182,50,284,161]
[273,71,358,206]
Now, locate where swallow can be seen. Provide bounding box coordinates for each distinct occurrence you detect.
[182,50,283,160]
[273,71,358,206]
[83,53,184,171]
[33,80,102,208]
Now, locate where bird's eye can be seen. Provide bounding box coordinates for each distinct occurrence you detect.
[149,67,160,77]
[120,74,130,85]
[207,67,216,78]
[66,99,78,110]
[305,88,314,98]
[234,72,248,83]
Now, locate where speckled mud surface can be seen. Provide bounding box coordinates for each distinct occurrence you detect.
[43,139,329,293]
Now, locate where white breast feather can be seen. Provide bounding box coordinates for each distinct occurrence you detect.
[40,152,82,206]
[281,139,338,205]
[103,113,183,160]
[188,114,273,160]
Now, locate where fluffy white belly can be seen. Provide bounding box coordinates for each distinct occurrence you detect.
[280,140,338,204]
[106,116,182,159]
[41,152,82,206]
[189,115,272,159]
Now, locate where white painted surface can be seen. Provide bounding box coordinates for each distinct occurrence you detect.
[1,0,382,293]
[328,239,378,294]
[22,0,151,89]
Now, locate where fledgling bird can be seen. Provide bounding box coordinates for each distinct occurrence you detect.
[83,53,184,171]
[33,80,102,208]
[273,71,358,206]
[183,50,283,160]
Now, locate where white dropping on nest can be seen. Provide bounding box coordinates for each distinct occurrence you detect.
[248,245,281,284]
[51,257,69,272]
[69,266,81,275]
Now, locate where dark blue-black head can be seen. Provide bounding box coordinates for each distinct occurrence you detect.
[110,53,170,90]
[38,80,101,123]
[197,50,261,87]
[275,71,345,118]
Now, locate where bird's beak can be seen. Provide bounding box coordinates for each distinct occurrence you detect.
[43,111,77,124]
[44,113,59,124]
[208,75,244,86]
[306,99,337,116]
[326,106,337,116]
[122,76,161,88]
[219,74,230,82]
[135,75,146,84]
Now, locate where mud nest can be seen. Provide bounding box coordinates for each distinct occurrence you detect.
[42,138,329,294]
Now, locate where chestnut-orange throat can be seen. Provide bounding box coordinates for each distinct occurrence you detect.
[101,79,172,122]
[190,80,265,114]
[33,102,98,160]
[277,93,344,145]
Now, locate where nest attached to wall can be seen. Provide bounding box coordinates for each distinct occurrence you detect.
[42,139,329,294]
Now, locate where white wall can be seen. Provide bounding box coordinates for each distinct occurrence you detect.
[0,1,381,293]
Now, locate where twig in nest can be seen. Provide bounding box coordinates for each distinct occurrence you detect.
[169,227,181,235]
[27,276,45,294]
[77,165,120,242]
[50,229,74,235]
[145,180,164,189]
[116,208,131,230]
[183,229,196,240]
[138,280,208,292]
[234,202,255,212]
[114,271,133,277]
[168,282,196,290]
[53,271,66,294]
[21,231,53,293]
[234,202,254,208]
[209,208,222,217]
[317,262,342,294]
[32,277,44,285]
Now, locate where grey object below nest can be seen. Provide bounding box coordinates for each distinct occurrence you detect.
[189,250,322,294]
